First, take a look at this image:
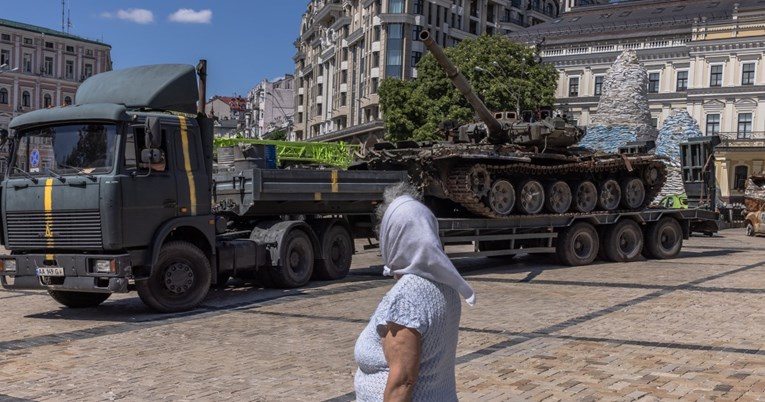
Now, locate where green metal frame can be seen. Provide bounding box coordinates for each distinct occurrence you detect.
[214,138,360,168]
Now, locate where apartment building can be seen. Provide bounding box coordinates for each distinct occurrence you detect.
[293,0,562,145]
[245,75,296,139]
[0,18,112,130]
[510,0,765,204]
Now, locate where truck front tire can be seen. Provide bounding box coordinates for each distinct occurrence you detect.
[48,290,110,308]
[136,241,211,313]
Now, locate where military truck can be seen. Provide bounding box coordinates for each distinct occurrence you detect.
[0,61,404,312]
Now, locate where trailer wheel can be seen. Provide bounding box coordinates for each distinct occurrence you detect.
[556,222,599,266]
[136,241,211,313]
[47,290,110,308]
[603,220,643,262]
[643,217,683,259]
[314,225,353,280]
[746,221,755,237]
[270,229,314,288]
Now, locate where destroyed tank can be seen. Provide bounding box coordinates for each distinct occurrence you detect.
[357,31,667,219]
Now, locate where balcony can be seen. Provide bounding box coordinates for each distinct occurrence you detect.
[716,131,765,150]
[499,17,527,30]
[315,0,343,24]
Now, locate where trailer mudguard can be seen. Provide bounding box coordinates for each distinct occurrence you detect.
[249,220,319,268]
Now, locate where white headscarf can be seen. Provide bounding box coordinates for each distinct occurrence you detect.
[380,195,476,305]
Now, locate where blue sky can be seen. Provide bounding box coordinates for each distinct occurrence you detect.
[5,1,308,97]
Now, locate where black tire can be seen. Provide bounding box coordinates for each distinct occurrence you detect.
[603,220,644,262]
[643,217,683,259]
[136,241,212,313]
[313,225,353,280]
[269,229,314,288]
[47,290,110,308]
[746,221,755,237]
[556,222,599,266]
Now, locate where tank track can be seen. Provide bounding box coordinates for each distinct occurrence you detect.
[445,156,667,219]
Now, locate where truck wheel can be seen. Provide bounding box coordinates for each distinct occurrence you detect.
[603,220,643,262]
[136,241,211,313]
[47,290,110,308]
[556,222,599,266]
[746,222,755,237]
[643,217,683,259]
[313,225,353,280]
[269,229,314,288]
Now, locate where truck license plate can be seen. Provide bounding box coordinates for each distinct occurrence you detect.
[36,267,64,276]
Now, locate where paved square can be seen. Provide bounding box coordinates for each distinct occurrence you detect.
[0,229,764,401]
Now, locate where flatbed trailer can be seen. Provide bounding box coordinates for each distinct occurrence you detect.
[438,208,719,264]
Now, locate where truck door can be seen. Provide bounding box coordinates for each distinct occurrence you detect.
[164,115,209,218]
[120,122,180,248]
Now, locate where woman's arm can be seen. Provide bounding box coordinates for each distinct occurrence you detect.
[382,322,421,402]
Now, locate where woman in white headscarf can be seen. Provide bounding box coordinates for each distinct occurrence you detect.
[354,183,475,402]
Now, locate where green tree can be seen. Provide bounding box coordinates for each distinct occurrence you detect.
[379,35,558,142]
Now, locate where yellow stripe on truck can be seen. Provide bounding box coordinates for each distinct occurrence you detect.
[44,178,54,247]
[178,115,197,215]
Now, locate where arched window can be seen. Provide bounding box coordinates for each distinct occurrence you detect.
[734,166,749,191]
[545,2,554,16]
[0,88,7,104]
[64,96,72,105]
[22,91,30,107]
[44,94,52,108]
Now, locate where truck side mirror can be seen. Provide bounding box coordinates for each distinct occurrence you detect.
[144,117,162,149]
[140,148,163,164]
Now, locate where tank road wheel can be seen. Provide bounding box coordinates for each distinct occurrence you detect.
[643,165,661,186]
[488,180,516,215]
[621,178,646,209]
[556,222,599,266]
[598,179,622,211]
[314,225,353,280]
[603,220,644,262]
[545,181,572,214]
[47,291,110,308]
[270,229,315,288]
[643,217,683,259]
[573,181,597,213]
[136,241,212,313]
[516,179,545,215]
[468,165,491,198]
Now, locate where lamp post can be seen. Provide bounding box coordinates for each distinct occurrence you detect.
[491,60,524,116]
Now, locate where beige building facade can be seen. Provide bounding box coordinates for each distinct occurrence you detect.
[293,0,562,145]
[513,0,765,204]
[0,18,112,131]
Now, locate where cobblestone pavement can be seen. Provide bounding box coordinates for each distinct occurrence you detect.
[0,229,764,401]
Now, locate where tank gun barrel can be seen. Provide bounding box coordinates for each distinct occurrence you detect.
[419,30,503,136]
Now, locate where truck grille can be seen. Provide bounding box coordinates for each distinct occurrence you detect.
[6,210,103,249]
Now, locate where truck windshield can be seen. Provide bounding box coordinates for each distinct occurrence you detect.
[12,123,118,177]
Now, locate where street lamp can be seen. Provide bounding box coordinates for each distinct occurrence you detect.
[492,60,524,116]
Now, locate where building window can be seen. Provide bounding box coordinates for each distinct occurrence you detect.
[341,70,348,84]
[709,65,722,87]
[0,49,9,65]
[705,114,720,135]
[45,41,54,49]
[372,52,380,68]
[676,70,688,91]
[23,53,32,73]
[414,0,424,14]
[648,72,660,93]
[385,24,404,78]
[23,38,33,45]
[594,76,603,96]
[412,25,422,41]
[411,51,422,68]
[84,63,93,79]
[371,77,379,94]
[373,26,381,42]
[64,96,72,105]
[44,57,53,76]
[65,45,75,53]
[568,77,579,97]
[65,60,74,79]
[388,0,404,13]
[317,103,323,115]
[742,63,755,85]
[1,34,9,41]
[737,113,752,139]
[22,91,30,107]
[734,165,749,191]
[43,94,52,108]
[0,88,7,104]
[340,93,347,106]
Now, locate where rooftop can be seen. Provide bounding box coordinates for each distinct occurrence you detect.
[0,18,111,48]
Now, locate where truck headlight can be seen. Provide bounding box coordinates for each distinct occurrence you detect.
[2,259,16,273]
[93,259,116,274]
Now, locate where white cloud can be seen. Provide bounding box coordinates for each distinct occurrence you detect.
[169,9,213,24]
[100,9,154,24]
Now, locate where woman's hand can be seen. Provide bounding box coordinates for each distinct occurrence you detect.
[382,322,421,401]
